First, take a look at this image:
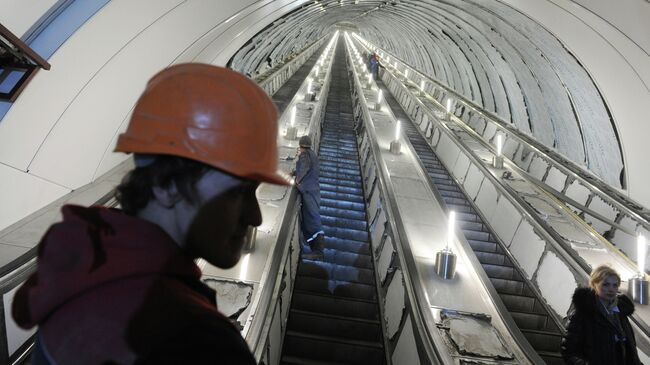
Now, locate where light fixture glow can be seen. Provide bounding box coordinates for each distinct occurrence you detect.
[239,253,250,280]
[420,80,425,91]
[290,105,296,127]
[386,56,390,62]
[446,98,452,114]
[377,90,383,104]
[639,235,647,276]
[307,78,312,94]
[447,211,456,249]
[496,135,503,156]
[404,69,409,78]
[395,120,401,141]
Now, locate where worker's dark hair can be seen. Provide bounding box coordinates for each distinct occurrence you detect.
[116,155,210,215]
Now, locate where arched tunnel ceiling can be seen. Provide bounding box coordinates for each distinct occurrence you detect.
[230,0,624,189]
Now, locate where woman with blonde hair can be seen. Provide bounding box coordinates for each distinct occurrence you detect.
[561,265,642,364]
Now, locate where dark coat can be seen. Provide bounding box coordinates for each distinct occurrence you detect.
[14,205,256,364]
[561,287,642,365]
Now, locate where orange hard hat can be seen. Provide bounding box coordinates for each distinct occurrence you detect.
[115,63,289,185]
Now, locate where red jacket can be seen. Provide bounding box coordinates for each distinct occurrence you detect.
[13,205,255,364]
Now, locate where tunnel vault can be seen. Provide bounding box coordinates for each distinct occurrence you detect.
[229,0,624,190]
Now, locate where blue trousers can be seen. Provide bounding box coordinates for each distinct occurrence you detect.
[300,189,324,243]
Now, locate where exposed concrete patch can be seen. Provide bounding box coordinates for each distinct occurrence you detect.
[535,251,576,315]
[439,311,513,359]
[391,313,421,365]
[203,278,254,330]
[385,268,406,340]
[509,222,546,279]
[488,197,522,246]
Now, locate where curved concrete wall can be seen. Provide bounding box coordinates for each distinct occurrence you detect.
[0,0,648,231]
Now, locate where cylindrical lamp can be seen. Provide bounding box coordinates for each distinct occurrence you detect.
[436,211,457,279]
[374,90,383,111]
[389,120,401,154]
[493,134,504,169]
[630,235,649,304]
[285,105,298,140]
[242,226,257,252]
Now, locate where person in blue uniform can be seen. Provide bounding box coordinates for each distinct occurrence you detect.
[295,135,325,260]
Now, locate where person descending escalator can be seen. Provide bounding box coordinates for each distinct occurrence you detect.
[293,135,325,260]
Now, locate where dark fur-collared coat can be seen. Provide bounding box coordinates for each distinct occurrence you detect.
[561,287,642,365]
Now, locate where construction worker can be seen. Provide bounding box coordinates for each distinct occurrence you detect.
[12,64,289,364]
[294,135,325,260]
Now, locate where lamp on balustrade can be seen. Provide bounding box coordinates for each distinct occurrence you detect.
[629,235,649,304]
[435,211,457,279]
[285,105,298,140]
[389,120,401,154]
[493,134,504,169]
[305,78,315,101]
[374,89,383,111]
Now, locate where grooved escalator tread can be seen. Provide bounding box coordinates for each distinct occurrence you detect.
[281,355,350,365]
[283,37,385,365]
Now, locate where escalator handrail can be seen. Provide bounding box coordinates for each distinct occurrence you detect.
[353,36,650,232]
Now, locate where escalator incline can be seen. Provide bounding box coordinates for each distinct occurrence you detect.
[280,39,386,365]
[378,77,564,365]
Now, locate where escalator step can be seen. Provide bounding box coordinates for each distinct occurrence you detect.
[283,331,385,365]
[467,239,500,253]
[324,236,371,255]
[509,311,551,331]
[320,183,363,196]
[294,276,377,301]
[321,215,367,231]
[324,249,373,269]
[521,329,563,352]
[319,177,362,189]
[287,309,382,342]
[323,225,369,242]
[320,206,366,221]
[474,251,507,266]
[321,198,365,212]
[298,260,376,286]
[481,263,521,280]
[291,291,378,319]
[490,277,527,296]
[320,171,362,183]
[499,293,544,314]
[281,355,348,365]
[321,190,365,204]
[458,221,484,231]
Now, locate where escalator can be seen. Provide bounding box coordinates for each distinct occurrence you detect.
[281,38,386,365]
[378,78,564,365]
